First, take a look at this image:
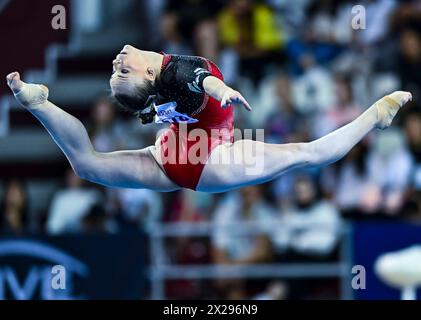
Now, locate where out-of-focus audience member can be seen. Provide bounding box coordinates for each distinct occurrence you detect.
[164,189,215,299]
[265,73,302,143]
[159,11,192,56]
[322,144,371,217]
[81,203,117,234]
[396,29,421,100]
[356,0,397,46]
[405,112,421,190]
[218,0,284,83]
[292,54,335,114]
[46,169,102,235]
[402,111,421,220]
[0,179,28,235]
[165,190,215,262]
[164,189,214,266]
[362,129,413,215]
[272,175,341,257]
[164,0,224,60]
[107,188,162,232]
[313,74,362,138]
[211,185,275,299]
[89,96,126,152]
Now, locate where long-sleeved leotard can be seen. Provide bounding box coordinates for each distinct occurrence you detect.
[153,53,234,190]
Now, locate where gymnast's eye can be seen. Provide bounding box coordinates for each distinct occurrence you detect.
[121,68,129,74]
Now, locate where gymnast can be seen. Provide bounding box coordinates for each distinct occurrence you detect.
[6,45,412,193]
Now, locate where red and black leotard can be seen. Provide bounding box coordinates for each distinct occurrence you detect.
[154,54,234,190]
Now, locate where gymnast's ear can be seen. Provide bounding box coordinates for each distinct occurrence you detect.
[145,67,156,81]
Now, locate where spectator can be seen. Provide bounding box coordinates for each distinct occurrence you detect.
[211,185,275,299]
[362,129,413,215]
[159,11,192,56]
[356,0,397,46]
[313,73,363,138]
[272,175,341,257]
[405,112,421,190]
[265,73,302,143]
[164,190,214,267]
[107,187,162,232]
[306,0,353,46]
[396,29,421,100]
[401,111,421,220]
[89,96,127,152]
[291,55,335,114]
[46,169,102,234]
[322,144,371,216]
[81,204,117,234]
[0,179,29,235]
[165,189,214,299]
[218,0,284,83]
[285,0,349,75]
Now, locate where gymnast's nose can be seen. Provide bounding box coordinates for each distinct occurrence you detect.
[121,44,133,53]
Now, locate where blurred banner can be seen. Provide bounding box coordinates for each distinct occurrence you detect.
[0,234,147,300]
[354,222,421,300]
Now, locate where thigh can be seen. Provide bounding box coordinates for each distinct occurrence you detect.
[143,145,183,192]
[196,140,310,193]
[85,145,181,192]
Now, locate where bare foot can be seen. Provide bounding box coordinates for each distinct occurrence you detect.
[6,72,49,107]
[375,91,412,130]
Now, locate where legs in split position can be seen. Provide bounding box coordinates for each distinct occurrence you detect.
[6,71,411,193]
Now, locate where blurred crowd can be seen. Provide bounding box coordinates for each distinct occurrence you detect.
[1,0,421,299]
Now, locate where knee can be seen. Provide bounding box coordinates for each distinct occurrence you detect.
[284,142,314,166]
[71,154,96,181]
[306,140,334,165]
[72,162,90,181]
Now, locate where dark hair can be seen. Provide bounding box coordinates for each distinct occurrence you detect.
[112,80,158,124]
[0,179,29,233]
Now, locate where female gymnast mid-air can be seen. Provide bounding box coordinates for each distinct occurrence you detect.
[6,45,412,193]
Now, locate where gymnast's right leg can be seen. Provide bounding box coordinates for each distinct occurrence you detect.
[197,91,412,193]
[6,72,180,192]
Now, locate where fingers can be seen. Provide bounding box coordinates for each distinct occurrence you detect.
[221,94,252,111]
[221,98,231,109]
[238,95,252,111]
[6,71,24,94]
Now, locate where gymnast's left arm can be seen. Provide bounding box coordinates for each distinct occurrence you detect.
[203,76,252,111]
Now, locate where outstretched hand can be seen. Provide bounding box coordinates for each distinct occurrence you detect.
[221,89,252,111]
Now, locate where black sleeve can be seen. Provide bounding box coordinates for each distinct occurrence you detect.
[174,56,213,93]
[157,55,216,115]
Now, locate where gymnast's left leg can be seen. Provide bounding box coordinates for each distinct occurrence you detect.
[196,91,412,193]
[6,72,180,192]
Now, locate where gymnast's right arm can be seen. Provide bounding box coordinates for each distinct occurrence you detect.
[6,72,177,191]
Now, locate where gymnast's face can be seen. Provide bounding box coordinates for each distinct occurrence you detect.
[109,45,152,96]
